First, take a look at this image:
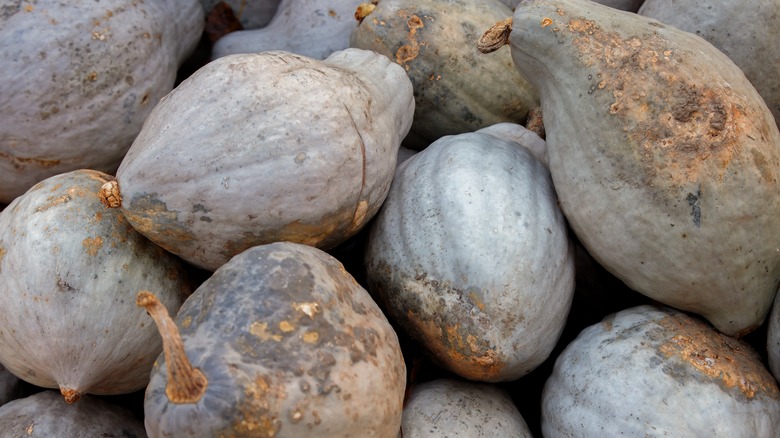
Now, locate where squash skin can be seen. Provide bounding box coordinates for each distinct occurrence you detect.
[115,48,414,271]
[365,130,574,382]
[0,170,191,401]
[0,390,146,437]
[502,0,780,336]
[143,242,406,438]
[402,379,532,437]
[350,0,539,148]
[638,0,780,127]
[542,305,780,436]
[212,0,358,60]
[0,0,204,204]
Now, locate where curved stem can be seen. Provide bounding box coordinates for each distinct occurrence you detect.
[478,17,513,54]
[137,290,207,404]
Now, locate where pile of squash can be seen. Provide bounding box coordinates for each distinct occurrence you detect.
[1,0,779,436]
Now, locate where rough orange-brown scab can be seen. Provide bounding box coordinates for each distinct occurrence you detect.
[394,12,425,69]
[226,374,284,437]
[562,16,777,191]
[82,236,103,256]
[657,314,780,400]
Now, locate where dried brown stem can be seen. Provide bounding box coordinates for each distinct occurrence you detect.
[98,180,122,209]
[137,290,207,404]
[478,17,513,54]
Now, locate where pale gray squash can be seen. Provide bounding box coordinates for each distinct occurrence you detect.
[479,0,780,336]
[402,379,532,437]
[365,128,574,382]
[212,0,362,60]
[0,0,203,204]
[0,390,146,437]
[542,305,780,436]
[639,0,780,126]
[108,48,414,271]
[0,170,191,403]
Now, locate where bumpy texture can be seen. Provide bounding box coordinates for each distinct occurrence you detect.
[116,48,414,271]
[502,0,780,335]
[0,170,191,401]
[0,0,203,203]
[542,305,780,436]
[365,130,574,382]
[144,242,406,437]
[639,0,780,127]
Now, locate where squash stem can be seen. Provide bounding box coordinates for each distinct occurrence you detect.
[136,290,208,404]
[478,17,513,54]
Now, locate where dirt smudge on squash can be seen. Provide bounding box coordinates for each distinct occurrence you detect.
[228,373,284,437]
[371,262,505,381]
[0,151,61,171]
[0,247,5,270]
[562,16,777,192]
[654,314,780,401]
[123,193,195,253]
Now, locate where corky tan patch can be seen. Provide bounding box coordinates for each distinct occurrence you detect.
[394,11,425,69]
[82,236,103,256]
[657,314,780,400]
[559,16,777,191]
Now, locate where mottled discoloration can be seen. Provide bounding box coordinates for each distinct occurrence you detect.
[563,17,775,192]
[122,193,196,254]
[373,261,506,381]
[656,314,780,401]
[144,243,405,437]
[0,152,61,171]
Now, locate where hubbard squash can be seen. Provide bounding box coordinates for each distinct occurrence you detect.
[107,48,414,272]
[479,0,780,336]
[365,126,574,382]
[542,305,780,436]
[140,242,406,437]
[0,170,191,403]
[0,390,146,437]
[0,0,203,204]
